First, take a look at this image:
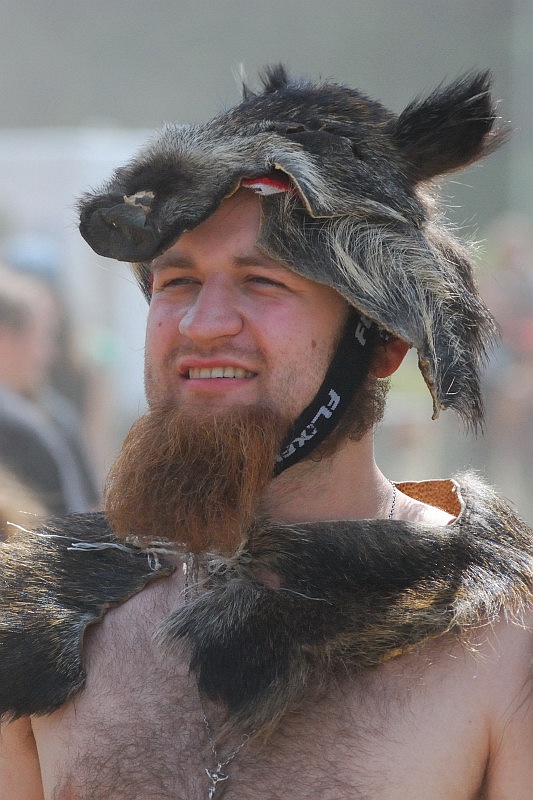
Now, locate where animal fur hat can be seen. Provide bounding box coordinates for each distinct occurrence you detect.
[79,65,506,427]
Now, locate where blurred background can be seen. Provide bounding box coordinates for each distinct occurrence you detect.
[0,0,532,524]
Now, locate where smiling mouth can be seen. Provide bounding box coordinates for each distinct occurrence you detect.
[187,367,256,379]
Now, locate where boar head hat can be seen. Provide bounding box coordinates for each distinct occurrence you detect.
[79,65,506,428]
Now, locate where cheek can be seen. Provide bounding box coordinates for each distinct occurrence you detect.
[269,311,333,362]
[269,323,332,388]
[145,304,176,354]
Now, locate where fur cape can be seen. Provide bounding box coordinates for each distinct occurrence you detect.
[1,474,532,739]
[78,66,508,428]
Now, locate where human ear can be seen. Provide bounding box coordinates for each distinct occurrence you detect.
[372,337,409,378]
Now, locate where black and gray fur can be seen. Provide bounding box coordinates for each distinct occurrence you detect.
[1,475,532,741]
[79,65,507,427]
[0,514,172,718]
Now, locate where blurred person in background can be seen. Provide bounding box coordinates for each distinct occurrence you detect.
[478,213,533,518]
[4,232,114,484]
[0,267,100,515]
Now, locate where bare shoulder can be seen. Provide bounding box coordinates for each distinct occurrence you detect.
[482,610,533,707]
[470,611,533,800]
[0,716,44,800]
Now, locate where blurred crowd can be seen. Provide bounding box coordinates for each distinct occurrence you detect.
[0,239,103,539]
[476,213,533,520]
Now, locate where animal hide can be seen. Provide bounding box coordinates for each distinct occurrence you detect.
[0,513,172,719]
[0,475,532,741]
[78,66,508,428]
[160,473,533,737]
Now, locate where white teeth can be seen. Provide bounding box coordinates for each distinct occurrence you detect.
[188,366,254,379]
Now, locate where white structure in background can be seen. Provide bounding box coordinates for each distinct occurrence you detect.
[0,128,151,450]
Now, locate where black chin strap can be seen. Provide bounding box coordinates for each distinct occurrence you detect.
[274,310,381,475]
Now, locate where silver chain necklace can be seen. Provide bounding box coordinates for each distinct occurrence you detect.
[202,712,252,798]
[388,481,397,519]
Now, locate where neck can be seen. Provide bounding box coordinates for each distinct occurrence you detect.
[261,431,393,524]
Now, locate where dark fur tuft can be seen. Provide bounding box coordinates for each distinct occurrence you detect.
[393,71,510,182]
[259,63,290,93]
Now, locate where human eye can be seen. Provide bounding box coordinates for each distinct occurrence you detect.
[248,273,288,289]
[152,271,198,292]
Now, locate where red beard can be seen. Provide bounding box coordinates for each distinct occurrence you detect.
[104,405,288,556]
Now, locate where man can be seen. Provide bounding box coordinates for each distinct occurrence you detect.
[1,66,532,799]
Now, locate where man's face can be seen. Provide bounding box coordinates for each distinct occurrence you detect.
[145,191,350,421]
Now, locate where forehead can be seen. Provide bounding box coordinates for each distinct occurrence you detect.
[151,190,264,269]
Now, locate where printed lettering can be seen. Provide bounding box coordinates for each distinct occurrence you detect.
[276,390,342,462]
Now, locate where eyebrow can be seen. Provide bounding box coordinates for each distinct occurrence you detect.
[234,254,282,268]
[150,254,194,270]
[151,252,283,271]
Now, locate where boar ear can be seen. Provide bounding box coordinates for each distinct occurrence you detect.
[392,71,508,182]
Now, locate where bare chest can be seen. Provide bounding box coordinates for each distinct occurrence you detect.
[32,581,490,800]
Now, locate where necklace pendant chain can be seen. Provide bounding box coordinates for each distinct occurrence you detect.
[206,765,229,798]
[202,710,252,799]
[388,480,397,520]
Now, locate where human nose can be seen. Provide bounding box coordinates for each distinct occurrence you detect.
[178,279,243,343]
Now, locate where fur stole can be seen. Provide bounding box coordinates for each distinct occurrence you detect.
[1,474,532,738]
[0,513,173,719]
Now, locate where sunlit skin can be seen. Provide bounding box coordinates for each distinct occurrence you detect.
[145,190,350,421]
